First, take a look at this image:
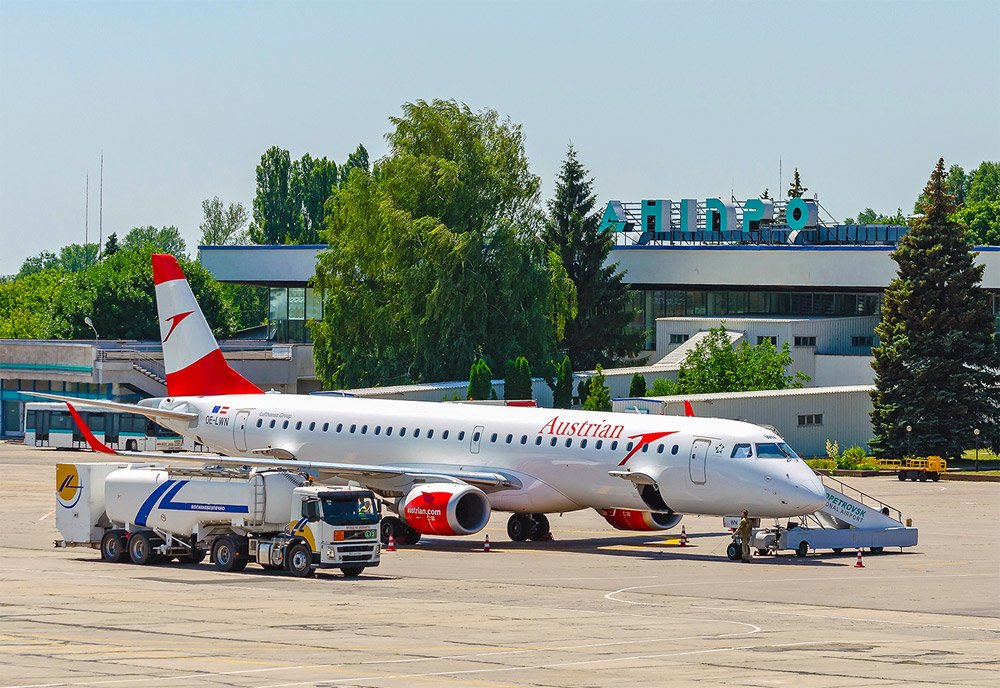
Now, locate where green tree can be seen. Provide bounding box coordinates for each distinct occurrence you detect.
[629,372,647,397]
[48,245,235,340]
[855,208,906,225]
[102,233,119,257]
[786,168,807,198]
[250,146,296,244]
[951,199,1000,246]
[292,154,338,244]
[648,377,678,396]
[966,161,1000,205]
[122,226,187,256]
[339,144,370,186]
[312,99,555,388]
[504,356,533,400]
[673,325,808,394]
[200,197,249,245]
[870,158,1000,458]
[17,250,60,277]
[543,145,641,369]
[547,354,574,409]
[0,270,67,337]
[467,358,493,400]
[581,364,612,412]
[221,283,268,331]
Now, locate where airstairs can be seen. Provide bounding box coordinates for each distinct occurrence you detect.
[749,474,918,557]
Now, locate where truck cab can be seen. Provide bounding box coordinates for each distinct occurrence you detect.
[282,486,382,576]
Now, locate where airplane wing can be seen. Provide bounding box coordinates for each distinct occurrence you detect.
[24,391,198,423]
[61,401,519,493]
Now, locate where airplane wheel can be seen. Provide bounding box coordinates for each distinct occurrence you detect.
[528,513,550,541]
[380,516,403,545]
[796,541,809,558]
[832,548,844,553]
[402,526,422,545]
[726,542,740,561]
[507,514,531,542]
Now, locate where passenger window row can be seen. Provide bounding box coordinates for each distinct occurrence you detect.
[251,416,682,455]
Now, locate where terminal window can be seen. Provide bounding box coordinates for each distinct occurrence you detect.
[669,333,689,344]
[798,414,824,427]
[757,336,778,346]
[852,336,874,347]
[794,336,817,346]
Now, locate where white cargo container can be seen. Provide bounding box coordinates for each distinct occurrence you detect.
[55,462,381,578]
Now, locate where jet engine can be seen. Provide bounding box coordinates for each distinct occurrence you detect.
[598,508,683,531]
[400,483,491,536]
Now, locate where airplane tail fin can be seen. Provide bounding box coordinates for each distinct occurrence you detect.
[683,400,695,417]
[152,254,262,397]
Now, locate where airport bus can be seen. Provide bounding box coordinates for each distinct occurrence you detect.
[23,402,188,452]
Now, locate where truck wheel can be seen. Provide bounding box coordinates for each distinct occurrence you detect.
[756,548,769,556]
[726,542,740,561]
[128,532,157,565]
[919,472,927,482]
[930,472,940,482]
[287,543,313,578]
[341,566,365,577]
[796,541,809,558]
[101,531,128,563]
[212,537,241,572]
[897,471,906,481]
[832,548,844,553]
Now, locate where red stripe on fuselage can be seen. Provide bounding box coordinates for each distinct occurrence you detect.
[166,349,263,397]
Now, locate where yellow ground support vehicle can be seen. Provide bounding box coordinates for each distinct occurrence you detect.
[880,456,946,482]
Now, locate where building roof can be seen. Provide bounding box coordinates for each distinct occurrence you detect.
[632,384,874,403]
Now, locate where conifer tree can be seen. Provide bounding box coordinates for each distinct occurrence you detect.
[548,354,574,409]
[504,356,533,400]
[543,145,642,369]
[870,158,1000,458]
[582,365,612,412]
[629,372,647,397]
[786,168,807,198]
[467,358,493,400]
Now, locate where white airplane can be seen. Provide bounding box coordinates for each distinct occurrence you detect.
[38,254,826,545]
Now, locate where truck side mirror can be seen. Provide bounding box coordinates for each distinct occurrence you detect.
[302,499,320,522]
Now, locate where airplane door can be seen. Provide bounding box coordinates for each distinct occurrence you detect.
[689,438,710,485]
[234,411,251,452]
[470,425,484,454]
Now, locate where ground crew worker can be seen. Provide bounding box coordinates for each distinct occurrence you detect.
[736,510,753,562]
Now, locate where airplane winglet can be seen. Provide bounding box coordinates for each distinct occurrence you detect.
[684,400,695,417]
[65,402,117,454]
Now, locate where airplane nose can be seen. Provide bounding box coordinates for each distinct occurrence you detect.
[795,469,827,512]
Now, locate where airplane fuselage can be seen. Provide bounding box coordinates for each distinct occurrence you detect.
[148,394,826,519]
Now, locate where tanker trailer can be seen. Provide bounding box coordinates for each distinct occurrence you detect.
[55,463,380,578]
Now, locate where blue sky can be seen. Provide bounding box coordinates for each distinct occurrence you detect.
[1,0,998,274]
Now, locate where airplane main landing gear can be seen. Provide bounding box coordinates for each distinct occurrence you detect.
[380,516,422,546]
[507,513,551,542]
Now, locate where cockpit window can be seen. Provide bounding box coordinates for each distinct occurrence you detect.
[755,442,798,459]
[731,443,752,458]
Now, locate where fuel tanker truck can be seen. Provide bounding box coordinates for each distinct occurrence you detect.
[55,462,381,577]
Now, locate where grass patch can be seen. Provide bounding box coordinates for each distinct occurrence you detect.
[961,448,999,462]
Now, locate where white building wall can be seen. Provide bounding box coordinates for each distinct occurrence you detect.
[814,355,876,386]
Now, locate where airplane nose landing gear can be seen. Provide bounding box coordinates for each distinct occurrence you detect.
[507,513,551,541]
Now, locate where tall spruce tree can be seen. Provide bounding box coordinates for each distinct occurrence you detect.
[543,145,642,369]
[467,358,493,400]
[504,356,533,400]
[582,365,612,412]
[786,168,807,198]
[870,158,1000,458]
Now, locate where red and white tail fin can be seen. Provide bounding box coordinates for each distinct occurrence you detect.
[152,254,262,397]
[684,400,696,417]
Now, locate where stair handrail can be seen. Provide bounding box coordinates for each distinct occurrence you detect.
[820,474,902,523]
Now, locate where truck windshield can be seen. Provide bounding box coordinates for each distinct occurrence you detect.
[321,495,379,526]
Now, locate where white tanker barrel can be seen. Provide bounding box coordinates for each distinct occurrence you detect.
[104,468,306,536]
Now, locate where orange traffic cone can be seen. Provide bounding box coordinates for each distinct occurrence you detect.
[855,549,864,568]
[386,534,396,552]
[483,534,492,552]
[679,526,688,547]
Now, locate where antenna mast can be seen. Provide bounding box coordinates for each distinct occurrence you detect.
[98,152,103,257]
[85,174,89,245]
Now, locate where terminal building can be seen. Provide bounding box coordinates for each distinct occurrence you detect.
[2,195,998,442]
